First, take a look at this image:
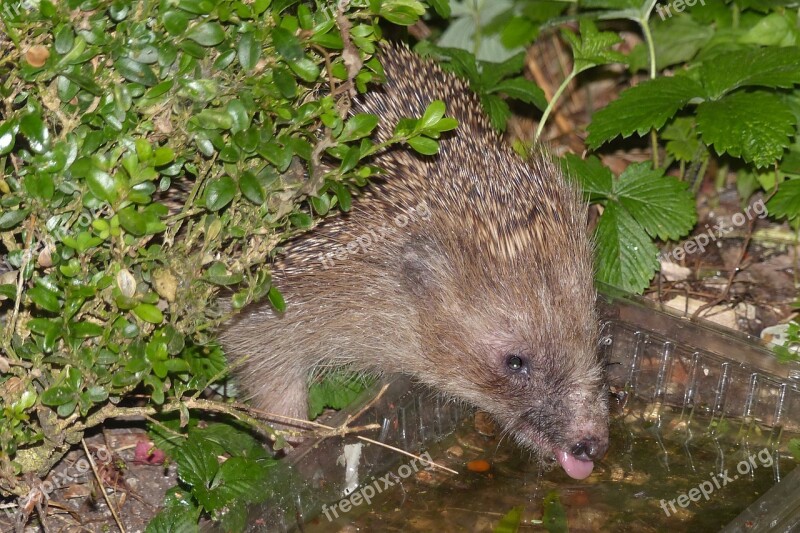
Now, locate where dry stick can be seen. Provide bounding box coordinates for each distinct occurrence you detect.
[80,439,125,533]
[691,195,773,320]
[246,384,458,475]
[526,52,572,136]
[354,436,458,475]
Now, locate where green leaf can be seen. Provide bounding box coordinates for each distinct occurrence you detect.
[699,46,800,99]
[479,93,511,131]
[272,27,303,61]
[186,22,226,46]
[418,100,446,131]
[0,118,19,155]
[697,91,795,168]
[115,57,159,86]
[542,491,568,533]
[339,114,379,142]
[562,154,613,201]
[41,386,76,407]
[239,171,265,204]
[133,303,164,324]
[176,439,223,510]
[562,18,626,74]
[238,32,260,71]
[767,179,800,221]
[594,202,660,294]
[407,136,439,155]
[118,206,148,236]
[28,285,61,313]
[740,13,797,47]
[586,76,703,149]
[70,321,104,338]
[487,78,547,110]
[288,57,320,82]
[615,162,697,241]
[662,117,701,163]
[493,505,523,533]
[308,372,368,419]
[267,286,286,313]
[0,208,30,230]
[19,111,50,154]
[205,176,237,211]
[628,15,713,72]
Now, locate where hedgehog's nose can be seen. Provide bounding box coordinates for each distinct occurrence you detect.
[571,436,608,462]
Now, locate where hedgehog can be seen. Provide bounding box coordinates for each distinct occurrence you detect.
[219,44,609,480]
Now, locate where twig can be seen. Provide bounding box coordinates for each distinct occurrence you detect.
[692,194,775,319]
[81,439,125,533]
[354,435,458,475]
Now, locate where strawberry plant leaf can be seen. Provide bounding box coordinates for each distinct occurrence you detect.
[561,18,626,74]
[586,76,703,148]
[487,78,547,110]
[662,117,701,163]
[699,46,800,99]
[562,154,614,201]
[594,202,660,293]
[628,15,713,72]
[614,162,697,241]
[767,179,800,221]
[696,91,795,168]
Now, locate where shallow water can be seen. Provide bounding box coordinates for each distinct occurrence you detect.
[302,394,798,532]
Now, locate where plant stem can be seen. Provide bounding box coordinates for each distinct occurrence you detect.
[639,11,660,168]
[535,70,577,141]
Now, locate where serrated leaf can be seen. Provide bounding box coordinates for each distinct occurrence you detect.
[662,117,701,162]
[479,93,511,132]
[176,440,222,510]
[561,154,614,201]
[700,46,800,99]
[767,179,800,220]
[308,372,368,419]
[212,457,271,505]
[562,18,626,74]
[628,15,713,72]
[594,202,660,294]
[488,78,547,110]
[614,162,697,241]
[697,91,795,168]
[586,76,703,148]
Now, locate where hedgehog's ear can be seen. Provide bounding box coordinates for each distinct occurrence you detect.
[400,238,442,298]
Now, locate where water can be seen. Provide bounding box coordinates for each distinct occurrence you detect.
[302,394,798,531]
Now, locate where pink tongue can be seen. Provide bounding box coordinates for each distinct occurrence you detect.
[556,450,595,479]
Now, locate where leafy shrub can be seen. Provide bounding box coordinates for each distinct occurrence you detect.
[0,0,448,502]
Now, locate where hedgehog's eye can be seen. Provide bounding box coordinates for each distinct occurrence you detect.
[506,354,526,373]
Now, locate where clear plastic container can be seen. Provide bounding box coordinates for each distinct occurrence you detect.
[229,286,800,531]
